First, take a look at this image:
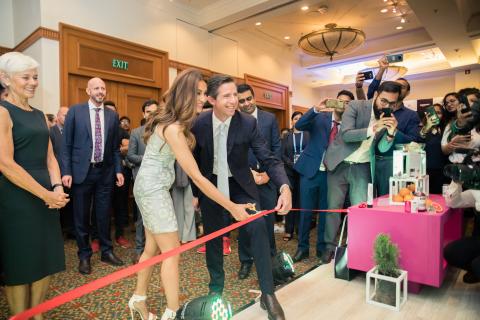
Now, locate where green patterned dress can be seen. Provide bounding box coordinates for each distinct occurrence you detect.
[0,101,65,285]
[133,131,177,234]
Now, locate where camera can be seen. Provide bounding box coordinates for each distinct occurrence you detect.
[444,148,480,189]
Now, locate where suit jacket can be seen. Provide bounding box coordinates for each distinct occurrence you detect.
[61,102,121,184]
[126,125,146,179]
[293,108,332,179]
[49,124,63,161]
[248,109,281,171]
[324,99,375,172]
[191,110,290,201]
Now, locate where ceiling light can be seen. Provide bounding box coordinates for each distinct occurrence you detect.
[301,6,309,11]
[380,8,388,13]
[255,22,262,26]
[392,7,397,13]
[396,26,403,30]
[400,17,406,23]
[284,36,290,40]
[383,0,388,2]
[298,23,366,61]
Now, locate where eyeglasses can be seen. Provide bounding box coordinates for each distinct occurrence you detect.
[378,98,397,107]
[238,96,253,104]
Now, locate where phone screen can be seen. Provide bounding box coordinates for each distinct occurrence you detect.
[382,108,392,117]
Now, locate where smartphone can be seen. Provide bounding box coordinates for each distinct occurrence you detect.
[425,106,440,124]
[459,94,471,114]
[361,70,374,80]
[326,99,344,110]
[386,53,403,63]
[381,108,392,117]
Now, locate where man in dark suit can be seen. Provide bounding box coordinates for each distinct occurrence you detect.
[50,106,74,239]
[237,83,282,280]
[49,106,68,160]
[191,75,292,320]
[292,90,354,264]
[61,77,125,275]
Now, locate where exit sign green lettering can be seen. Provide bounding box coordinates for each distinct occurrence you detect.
[112,59,128,70]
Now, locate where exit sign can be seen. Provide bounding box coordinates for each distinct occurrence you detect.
[112,59,128,70]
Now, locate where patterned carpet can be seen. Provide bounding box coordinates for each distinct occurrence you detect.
[0,226,324,320]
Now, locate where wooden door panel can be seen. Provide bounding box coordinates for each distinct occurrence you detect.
[117,84,160,128]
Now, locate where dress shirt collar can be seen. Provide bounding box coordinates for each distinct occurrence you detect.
[212,111,232,131]
[88,99,104,110]
[251,107,258,119]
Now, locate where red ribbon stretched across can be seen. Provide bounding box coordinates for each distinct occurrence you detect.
[10,208,347,320]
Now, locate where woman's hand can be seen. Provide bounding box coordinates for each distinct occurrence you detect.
[43,190,69,209]
[229,203,253,222]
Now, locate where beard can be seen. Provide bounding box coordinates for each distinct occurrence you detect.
[92,94,105,104]
[373,97,383,119]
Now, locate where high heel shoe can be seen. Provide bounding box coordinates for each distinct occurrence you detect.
[128,294,157,320]
[160,308,177,320]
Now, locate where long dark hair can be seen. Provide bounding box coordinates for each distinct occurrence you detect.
[442,92,459,124]
[143,68,204,149]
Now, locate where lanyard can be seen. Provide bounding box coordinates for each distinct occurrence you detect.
[293,131,303,155]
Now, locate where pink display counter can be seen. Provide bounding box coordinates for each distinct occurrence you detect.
[347,194,463,292]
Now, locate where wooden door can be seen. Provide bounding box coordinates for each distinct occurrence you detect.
[117,83,160,128]
[67,74,160,128]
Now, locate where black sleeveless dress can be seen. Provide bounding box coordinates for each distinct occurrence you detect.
[0,101,65,285]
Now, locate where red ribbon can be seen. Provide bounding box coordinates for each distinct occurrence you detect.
[10,207,346,320]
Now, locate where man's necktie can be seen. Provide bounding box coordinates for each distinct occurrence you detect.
[217,123,229,198]
[93,108,102,162]
[329,121,339,145]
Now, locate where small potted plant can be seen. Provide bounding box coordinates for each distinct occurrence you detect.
[366,233,408,311]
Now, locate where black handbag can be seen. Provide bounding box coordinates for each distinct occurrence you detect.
[334,215,357,281]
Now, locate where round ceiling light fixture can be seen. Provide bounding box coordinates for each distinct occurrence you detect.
[298,23,366,61]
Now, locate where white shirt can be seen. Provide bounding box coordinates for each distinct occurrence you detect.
[344,103,377,163]
[212,112,232,177]
[88,100,105,163]
[251,107,258,120]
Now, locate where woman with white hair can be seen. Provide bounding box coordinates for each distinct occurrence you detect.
[0,52,69,319]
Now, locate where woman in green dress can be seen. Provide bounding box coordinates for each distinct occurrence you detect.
[0,52,70,319]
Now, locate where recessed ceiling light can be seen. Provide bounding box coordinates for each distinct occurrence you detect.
[301,6,309,11]
[284,36,290,40]
[383,0,388,2]
[400,17,406,23]
[396,26,403,30]
[380,8,388,13]
[255,22,262,26]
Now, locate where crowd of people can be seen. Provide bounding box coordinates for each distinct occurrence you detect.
[0,51,479,320]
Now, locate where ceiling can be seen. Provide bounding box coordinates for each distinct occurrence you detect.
[171,0,480,88]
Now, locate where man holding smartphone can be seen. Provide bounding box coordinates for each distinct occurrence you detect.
[364,56,421,196]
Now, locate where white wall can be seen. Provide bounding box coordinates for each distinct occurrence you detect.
[12,0,41,45]
[0,0,14,48]
[291,83,316,108]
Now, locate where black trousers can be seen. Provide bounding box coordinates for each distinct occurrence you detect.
[444,237,480,278]
[113,167,132,238]
[72,165,114,259]
[200,176,274,294]
[238,180,277,264]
